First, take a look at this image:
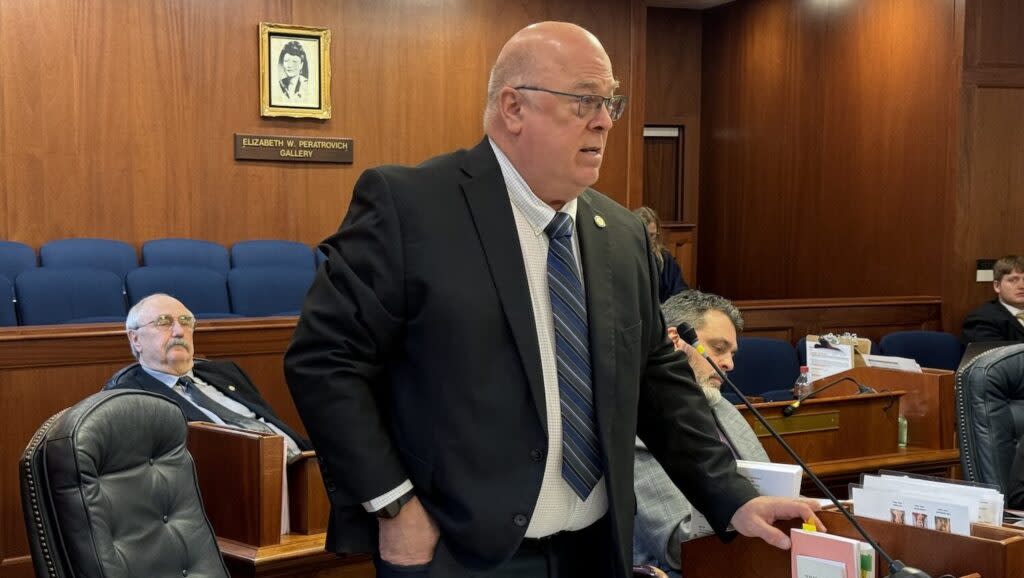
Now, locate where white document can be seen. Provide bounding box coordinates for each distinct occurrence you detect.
[737,459,802,498]
[795,555,847,578]
[863,354,922,373]
[875,472,1003,524]
[689,460,803,537]
[851,485,972,535]
[807,343,854,382]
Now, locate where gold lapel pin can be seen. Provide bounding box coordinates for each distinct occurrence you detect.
[594,215,607,228]
[227,385,237,392]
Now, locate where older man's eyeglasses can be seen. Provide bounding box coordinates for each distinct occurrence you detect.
[136,314,197,330]
[514,86,628,121]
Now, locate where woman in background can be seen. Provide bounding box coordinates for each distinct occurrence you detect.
[635,206,688,303]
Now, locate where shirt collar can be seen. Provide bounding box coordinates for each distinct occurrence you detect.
[141,364,195,388]
[488,138,578,236]
[1000,298,1023,317]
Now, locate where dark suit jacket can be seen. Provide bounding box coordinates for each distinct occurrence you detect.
[284,138,757,577]
[104,359,310,451]
[963,299,1024,343]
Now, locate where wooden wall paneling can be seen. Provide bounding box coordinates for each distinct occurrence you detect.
[626,0,648,210]
[736,296,942,346]
[814,0,955,298]
[699,0,959,301]
[644,8,701,223]
[643,135,682,220]
[950,86,1024,333]
[0,0,638,251]
[967,0,1024,68]
[949,0,1024,335]
[699,0,827,299]
[662,223,696,288]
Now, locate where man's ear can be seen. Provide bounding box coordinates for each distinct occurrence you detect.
[127,331,141,356]
[497,87,525,135]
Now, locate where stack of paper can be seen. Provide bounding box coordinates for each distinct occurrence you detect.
[736,460,803,498]
[862,354,922,373]
[791,528,875,578]
[850,472,1003,536]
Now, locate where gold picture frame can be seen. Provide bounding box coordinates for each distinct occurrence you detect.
[259,22,331,119]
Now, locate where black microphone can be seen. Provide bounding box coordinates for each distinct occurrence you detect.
[676,323,931,578]
[782,376,877,417]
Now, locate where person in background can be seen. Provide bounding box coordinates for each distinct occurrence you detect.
[106,293,308,462]
[634,206,687,303]
[633,290,771,577]
[963,255,1024,343]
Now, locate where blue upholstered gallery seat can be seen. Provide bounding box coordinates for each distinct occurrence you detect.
[40,238,138,280]
[880,330,964,371]
[727,337,801,399]
[0,240,37,282]
[142,238,230,274]
[15,268,126,325]
[231,240,315,270]
[0,275,17,327]
[227,267,315,316]
[126,266,238,319]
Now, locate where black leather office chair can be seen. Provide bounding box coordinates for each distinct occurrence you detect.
[955,343,1024,491]
[20,389,229,578]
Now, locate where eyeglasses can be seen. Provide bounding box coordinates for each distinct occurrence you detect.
[513,86,628,121]
[136,314,197,330]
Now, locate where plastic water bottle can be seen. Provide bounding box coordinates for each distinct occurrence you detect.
[793,366,811,399]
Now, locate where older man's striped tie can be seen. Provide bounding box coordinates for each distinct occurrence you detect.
[544,212,601,499]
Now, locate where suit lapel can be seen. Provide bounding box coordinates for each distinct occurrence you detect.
[460,139,547,429]
[575,192,617,446]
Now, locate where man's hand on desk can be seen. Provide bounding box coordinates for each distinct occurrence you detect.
[378,496,440,565]
[730,496,825,549]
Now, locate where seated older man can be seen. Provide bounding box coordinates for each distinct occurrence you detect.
[633,290,770,577]
[105,293,308,461]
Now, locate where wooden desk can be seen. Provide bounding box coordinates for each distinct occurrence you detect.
[681,509,1024,578]
[738,392,904,463]
[219,534,374,578]
[806,447,961,498]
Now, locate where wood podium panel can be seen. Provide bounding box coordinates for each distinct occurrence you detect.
[289,451,330,535]
[738,392,903,464]
[820,366,957,450]
[188,423,284,548]
[681,509,1024,578]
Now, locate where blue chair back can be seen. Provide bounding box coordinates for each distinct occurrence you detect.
[0,275,17,326]
[40,238,137,279]
[228,267,314,316]
[879,330,964,370]
[15,269,126,325]
[126,266,235,319]
[0,241,37,281]
[231,240,314,269]
[728,337,801,397]
[142,239,230,274]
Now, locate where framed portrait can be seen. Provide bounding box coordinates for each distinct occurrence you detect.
[259,22,331,119]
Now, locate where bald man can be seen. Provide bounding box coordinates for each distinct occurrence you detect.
[286,21,819,578]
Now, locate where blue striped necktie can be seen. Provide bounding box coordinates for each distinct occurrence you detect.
[544,212,602,499]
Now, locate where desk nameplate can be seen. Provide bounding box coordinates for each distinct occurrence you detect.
[750,411,839,437]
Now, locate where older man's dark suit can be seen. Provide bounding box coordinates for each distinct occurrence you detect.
[963,299,1024,343]
[284,138,757,577]
[105,360,309,449]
